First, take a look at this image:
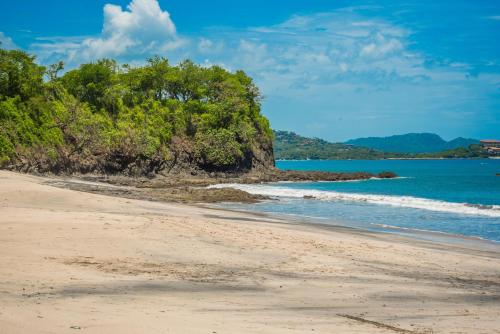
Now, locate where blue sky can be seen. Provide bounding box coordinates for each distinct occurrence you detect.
[1,0,499,141]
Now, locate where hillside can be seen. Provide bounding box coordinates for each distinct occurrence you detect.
[274,131,487,160]
[273,131,406,160]
[0,49,274,175]
[345,133,479,153]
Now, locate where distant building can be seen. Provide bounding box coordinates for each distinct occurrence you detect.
[480,140,500,155]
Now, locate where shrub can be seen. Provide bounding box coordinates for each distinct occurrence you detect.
[195,129,243,170]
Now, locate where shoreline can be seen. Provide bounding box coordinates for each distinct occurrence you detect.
[1,170,499,333]
[208,203,500,252]
[19,168,500,246]
[29,170,500,246]
[13,168,397,205]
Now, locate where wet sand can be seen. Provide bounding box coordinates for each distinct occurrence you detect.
[0,170,499,333]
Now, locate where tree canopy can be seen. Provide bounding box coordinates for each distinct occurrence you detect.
[0,49,274,174]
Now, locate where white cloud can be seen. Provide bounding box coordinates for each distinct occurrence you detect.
[197,38,224,54]
[360,33,403,58]
[192,12,417,94]
[33,0,185,64]
[486,15,500,20]
[0,32,19,50]
[238,40,270,63]
[339,62,349,72]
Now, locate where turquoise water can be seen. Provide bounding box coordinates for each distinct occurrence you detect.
[276,159,500,206]
[213,159,500,243]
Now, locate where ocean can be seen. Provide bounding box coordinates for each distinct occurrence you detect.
[211,159,500,244]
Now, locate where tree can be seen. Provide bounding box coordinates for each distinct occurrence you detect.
[61,59,118,112]
[47,61,64,81]
[0,49,45,101]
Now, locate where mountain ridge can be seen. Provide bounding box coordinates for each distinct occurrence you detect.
[273,130,485,160]
[273,130,406,160]
[345,133,479,153]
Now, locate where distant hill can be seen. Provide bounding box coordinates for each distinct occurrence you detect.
[345,133,479,153]
[273,131,406,160]
[273,131,486,160]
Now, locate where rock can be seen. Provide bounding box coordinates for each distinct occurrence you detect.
[377,171,397,178]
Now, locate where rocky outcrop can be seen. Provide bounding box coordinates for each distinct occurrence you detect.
[248,170,397,183]
[5,132,276,177]
[46,168,397,205]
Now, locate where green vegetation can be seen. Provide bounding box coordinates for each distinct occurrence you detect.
[274,131,488,160]
[274,131,407,160]
[0,49,273,174]
[413,144,488,159]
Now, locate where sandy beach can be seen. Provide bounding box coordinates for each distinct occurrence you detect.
[0,170,499,334]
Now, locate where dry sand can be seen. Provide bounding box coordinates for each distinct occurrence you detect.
[0,170,499,333]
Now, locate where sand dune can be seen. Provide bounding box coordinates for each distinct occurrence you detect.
[0,171,499,333]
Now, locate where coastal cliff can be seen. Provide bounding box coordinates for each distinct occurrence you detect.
[0,49,274,176]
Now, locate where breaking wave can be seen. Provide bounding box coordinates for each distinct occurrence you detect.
[208,183,500,217]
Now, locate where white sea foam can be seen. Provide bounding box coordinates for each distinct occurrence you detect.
[208,184,500,217]
[369,223,497,242]
[370,223,456,235]
[315,176,411,183]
